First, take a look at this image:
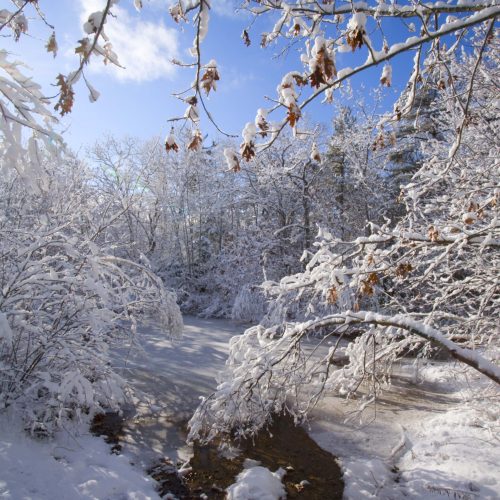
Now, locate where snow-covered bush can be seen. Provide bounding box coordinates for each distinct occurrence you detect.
[231,285,269,324]
[0,151,182,436]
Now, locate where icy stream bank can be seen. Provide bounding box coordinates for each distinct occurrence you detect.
[109,317,499,499]
[108,316,345,499]
[110,316,244,466]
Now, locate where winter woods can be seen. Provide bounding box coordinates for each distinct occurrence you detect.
[0,149,182,434]
[0,0,499,447]
[162,0,500,162]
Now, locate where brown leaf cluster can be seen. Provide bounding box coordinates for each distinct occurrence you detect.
[187,129,203,152]
[54,74,74,116]
[311,149,321,162]
[327,286,338,304]
[200,67,219,95]
[395,262,413,278]
[165,142,179,153]
[346,27,365,51]
[293,74,308,87]
[11,14,28,41]
[428,225,439,242]
[165,141,179,153]
[372,131,395,151]
[360,272,379,296]
[310,142,321,162]
[240,141,255,162]
[371,132,386,151]
[46,32,57,58]
[380,76,391,87]
[242,29,251,46]
[75,38,90,59]
[169,3,186,23]
[226,149,241,172]
[309,47,336,88]
[287,102,301,128]
[256,118,269,137]
[165,128,179,153]
[467,201,479,213]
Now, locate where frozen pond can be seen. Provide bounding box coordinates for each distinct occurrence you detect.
[104,316,344,498]
[110,316,246,467]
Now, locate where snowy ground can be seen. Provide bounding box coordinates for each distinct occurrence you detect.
[226,459,286,500]
[0,317,244,500]
[0,414,158,500]
[1,317,498,499]
[309,360,500,499]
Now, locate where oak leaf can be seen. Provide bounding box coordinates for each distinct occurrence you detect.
[240,141,255,162]
[187,129,203,152]
[165,127,179,153]
[346,27,365,51]
[200,64,219,96]
[242,29,251,46]
[54,74,74,116]
[327,287,338,304]
[287,102,301,128]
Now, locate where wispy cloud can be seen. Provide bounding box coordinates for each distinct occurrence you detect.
[221,68,258,92]
[78,0,179,83]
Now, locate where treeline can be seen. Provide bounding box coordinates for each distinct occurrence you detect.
[82,99,433,320]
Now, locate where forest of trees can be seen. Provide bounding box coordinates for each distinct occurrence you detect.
[0,0,498,464]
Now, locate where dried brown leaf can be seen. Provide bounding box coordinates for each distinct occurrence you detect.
[46,32,57,58]
[242,29,251,46]
[200,67,220,95]
[54,74,74,116]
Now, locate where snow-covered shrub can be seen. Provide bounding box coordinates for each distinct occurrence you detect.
[231,285,269,324]
[0,152,182,436]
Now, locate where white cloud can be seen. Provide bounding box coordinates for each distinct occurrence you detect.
[79,0,179,82]
[222,68,258,92]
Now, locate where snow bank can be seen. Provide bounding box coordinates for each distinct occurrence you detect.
[226,459,286,500]
[309,361,500,499]
[0,416,159,499]
[398,401,499,498]
[339,457,394,499]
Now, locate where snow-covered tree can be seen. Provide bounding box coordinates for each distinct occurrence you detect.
[164,0,500,160]
[0,0,122,174]
[1,0,499,444]
[188,28,499,443]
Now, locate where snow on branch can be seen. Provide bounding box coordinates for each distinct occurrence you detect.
[165,0,500,160]
[301,311,500,384]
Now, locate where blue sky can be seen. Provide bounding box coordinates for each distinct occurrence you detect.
[2,0,420,151]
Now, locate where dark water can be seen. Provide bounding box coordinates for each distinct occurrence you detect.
[92,412,344,499]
